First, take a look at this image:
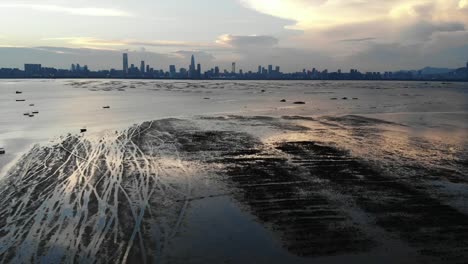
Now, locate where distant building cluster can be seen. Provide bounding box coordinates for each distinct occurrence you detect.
[1,54,468,81]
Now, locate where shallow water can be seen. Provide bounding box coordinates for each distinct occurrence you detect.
[0,80,467,263]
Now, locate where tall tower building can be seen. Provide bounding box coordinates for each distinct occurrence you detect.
[123,53,129,74]
[189,55,196,78]
[140,61,145,74]
[169,65,176,78]
[232,62,236,74]
[197,63,201,78]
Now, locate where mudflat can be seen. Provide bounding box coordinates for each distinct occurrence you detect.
[0,80,467,263]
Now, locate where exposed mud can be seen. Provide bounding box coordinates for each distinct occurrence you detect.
[1,115,467,263]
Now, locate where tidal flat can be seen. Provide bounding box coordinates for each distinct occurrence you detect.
[0,80,467,263]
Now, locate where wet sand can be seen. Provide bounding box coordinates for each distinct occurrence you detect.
[0,80,467,263]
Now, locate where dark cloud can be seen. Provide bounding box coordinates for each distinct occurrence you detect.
[342,39,468,71]
[401,21,466,42]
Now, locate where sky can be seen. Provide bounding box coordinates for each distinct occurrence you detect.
[0,0,467,72]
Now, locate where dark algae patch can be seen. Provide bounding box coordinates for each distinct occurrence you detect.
[277,141,468,262]
[218,148,375,257]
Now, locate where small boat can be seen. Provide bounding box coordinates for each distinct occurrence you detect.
[32,111,39,114]
[29,104,35,106]
[16,99,26,102]
[102,106,110,109]
[23,113,30,116]
[16,91,22,94]
[80,129,87,133]
[28,114,34,117]
[293,101,306,105]
[0,148,5,155]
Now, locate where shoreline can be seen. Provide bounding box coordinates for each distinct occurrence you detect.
[1,77,468,82]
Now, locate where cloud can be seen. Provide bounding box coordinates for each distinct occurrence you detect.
[173,50,216,62]
[342,40,468,71]
[216,34,279,49]
[239,0,468,30]
[460,0,468,8]
[40,37,220,51]
[239,0,396,29]
[0,3,132,17]
[339,37,377,42]
[400,21,465,43]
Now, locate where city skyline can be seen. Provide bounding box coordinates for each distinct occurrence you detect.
[0,0,467,72]
[2,53,467,81]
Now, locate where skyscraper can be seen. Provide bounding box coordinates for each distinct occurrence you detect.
[268,65,273,74]
[189,55,196,79]
[197,63,201,78]
[170,65,176,78]
[140,61,145,74]
[123,53,128,74]
[232,62,236,74]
